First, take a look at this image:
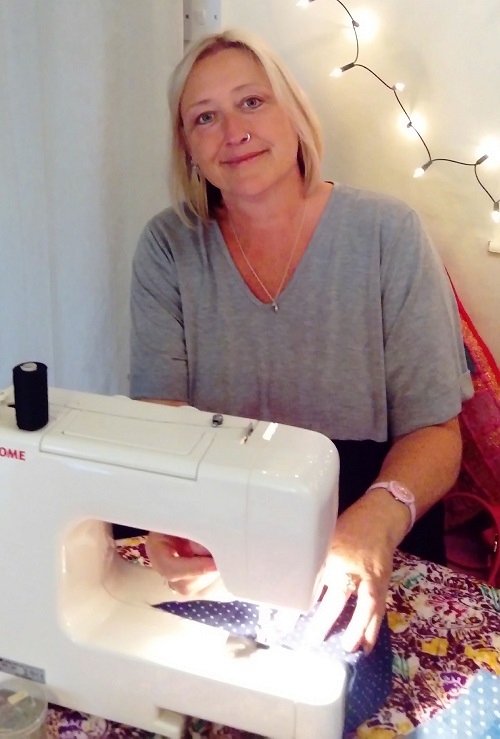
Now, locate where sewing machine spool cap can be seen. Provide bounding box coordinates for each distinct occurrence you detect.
[0,677,47,737]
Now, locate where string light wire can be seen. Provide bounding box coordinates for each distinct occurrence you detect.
[299,0,499,222]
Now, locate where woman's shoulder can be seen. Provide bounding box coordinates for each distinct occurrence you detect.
[137,205,212,258]
[329,183,427,258]
[331,182,418,221]
[142,205,196,240]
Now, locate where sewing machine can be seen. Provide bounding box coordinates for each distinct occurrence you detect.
[0,385,346,738]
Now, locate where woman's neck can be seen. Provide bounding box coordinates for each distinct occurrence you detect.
[218,173,308,232]
[215,179,333,307]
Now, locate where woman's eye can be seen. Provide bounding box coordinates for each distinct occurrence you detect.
[243,97,262,109]
[195,112,214,126]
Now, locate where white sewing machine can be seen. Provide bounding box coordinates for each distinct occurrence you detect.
[0,386,347,738]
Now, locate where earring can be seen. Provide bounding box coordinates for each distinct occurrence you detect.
[297,136,305,175]
[190,160,201,183]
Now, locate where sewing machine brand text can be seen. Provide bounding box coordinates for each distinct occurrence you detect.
[0,446,26,461]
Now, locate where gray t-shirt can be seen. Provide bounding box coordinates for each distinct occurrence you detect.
[130,183,472,442]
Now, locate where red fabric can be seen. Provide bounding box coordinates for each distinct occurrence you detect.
[452,286,500,386]
[446,284,500,527]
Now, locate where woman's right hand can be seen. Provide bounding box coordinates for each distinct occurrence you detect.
[145,532,219,596]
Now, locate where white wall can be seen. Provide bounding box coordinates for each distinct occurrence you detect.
[0,0,183,393]
[221,0,500,365]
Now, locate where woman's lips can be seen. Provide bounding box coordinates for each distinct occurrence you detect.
[223,150,266,165]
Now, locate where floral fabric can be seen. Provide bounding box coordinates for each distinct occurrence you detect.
[45,541,500,738]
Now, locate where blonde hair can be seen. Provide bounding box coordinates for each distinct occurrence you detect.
[168,28,323,225]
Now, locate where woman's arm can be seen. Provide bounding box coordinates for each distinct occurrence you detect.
[368,416,462,542]
[307,417,462,653]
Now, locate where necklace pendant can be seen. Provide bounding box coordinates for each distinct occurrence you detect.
[228,201,307,318]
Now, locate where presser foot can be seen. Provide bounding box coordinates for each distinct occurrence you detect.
[225,634,293,658]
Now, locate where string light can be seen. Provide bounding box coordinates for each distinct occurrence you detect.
[413,161,433,179]
[330,62,355,77]
[299,0,499,223]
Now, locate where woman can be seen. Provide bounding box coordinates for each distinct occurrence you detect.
[129,29,473,653]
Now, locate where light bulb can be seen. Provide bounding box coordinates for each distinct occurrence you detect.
[330,62,355,78]
[477,138,500,167]
[351,10,379,42]
[393,82,405,92]
[413,161,432,179]
[399,112,427,139]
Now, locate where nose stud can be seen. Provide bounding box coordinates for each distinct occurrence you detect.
[243,133,251,142]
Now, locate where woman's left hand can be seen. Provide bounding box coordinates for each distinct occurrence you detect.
[304,494,404,653]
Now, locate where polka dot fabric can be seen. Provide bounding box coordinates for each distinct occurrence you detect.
[407,670,500,738]
[154,594,393,734]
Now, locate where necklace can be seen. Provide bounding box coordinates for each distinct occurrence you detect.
[227,201,307,312]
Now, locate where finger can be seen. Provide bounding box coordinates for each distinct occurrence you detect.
[168,570,221,597]
[186,540,212,557]
[167,555,217,581]
[302,583,351,648]
[172,537,211,558]
[145,533,176,574]
[146,534,217,576]
[362,611,384,654]
[340,581,384,653]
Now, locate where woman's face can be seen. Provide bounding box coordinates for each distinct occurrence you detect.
[180,48,300,203]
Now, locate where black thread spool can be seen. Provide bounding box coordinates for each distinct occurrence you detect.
[13,362,49,431]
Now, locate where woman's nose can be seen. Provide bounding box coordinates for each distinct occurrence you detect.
[223,114,250,145]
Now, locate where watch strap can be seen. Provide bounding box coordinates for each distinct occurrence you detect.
[367,481,416,532]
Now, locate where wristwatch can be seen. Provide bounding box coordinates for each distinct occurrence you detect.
[367,481,416,533]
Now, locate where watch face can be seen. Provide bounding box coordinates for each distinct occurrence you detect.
[392,481,414,503]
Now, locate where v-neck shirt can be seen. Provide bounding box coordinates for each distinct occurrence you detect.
[130,183,472,441]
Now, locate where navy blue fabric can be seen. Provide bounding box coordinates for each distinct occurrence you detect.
[154,595,392,734]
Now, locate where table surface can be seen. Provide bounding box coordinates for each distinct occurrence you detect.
[44,539,500,738]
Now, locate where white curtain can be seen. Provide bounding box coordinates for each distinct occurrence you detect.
[0,0,183,394]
